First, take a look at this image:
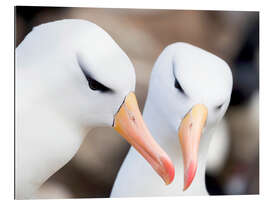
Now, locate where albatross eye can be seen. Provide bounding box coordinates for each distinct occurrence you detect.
[175,79,185,95]
[81,68,112,93]
[87,76,112,92]
[216,104,223,110]
[78,55,112,93]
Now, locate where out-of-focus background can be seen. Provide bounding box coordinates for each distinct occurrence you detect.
[15,7,259,198]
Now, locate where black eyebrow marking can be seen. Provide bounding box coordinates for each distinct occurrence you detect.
[216,103,224,110]
[172,61,187,96]
[77,55,113,93]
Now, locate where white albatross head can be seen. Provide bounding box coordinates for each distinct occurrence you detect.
[16,19,174,185]
[146,42,233,190]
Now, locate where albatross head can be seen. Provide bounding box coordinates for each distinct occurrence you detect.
[17,19,174,185]
[148,42,233,190]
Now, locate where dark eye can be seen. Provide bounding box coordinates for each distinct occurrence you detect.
[175,79,185,95]
[81,68,112,93]
[86,76,112,92]
[216,104,223,110]
[77,54,112,93]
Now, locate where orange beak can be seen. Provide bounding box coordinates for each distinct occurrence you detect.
[178,104,208,191]
[113,92,175,185]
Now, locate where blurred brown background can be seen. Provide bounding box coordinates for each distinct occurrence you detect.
[15,7,259,198]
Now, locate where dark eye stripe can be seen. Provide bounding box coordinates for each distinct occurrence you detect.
[216,104,223,110]
[175,79,186,95]
[172,60,186,96]
[86,74,112,92]
[78,59,112,93]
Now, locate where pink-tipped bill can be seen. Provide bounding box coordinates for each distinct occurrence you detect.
[114,92,175,185]
[178,104,208,191]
